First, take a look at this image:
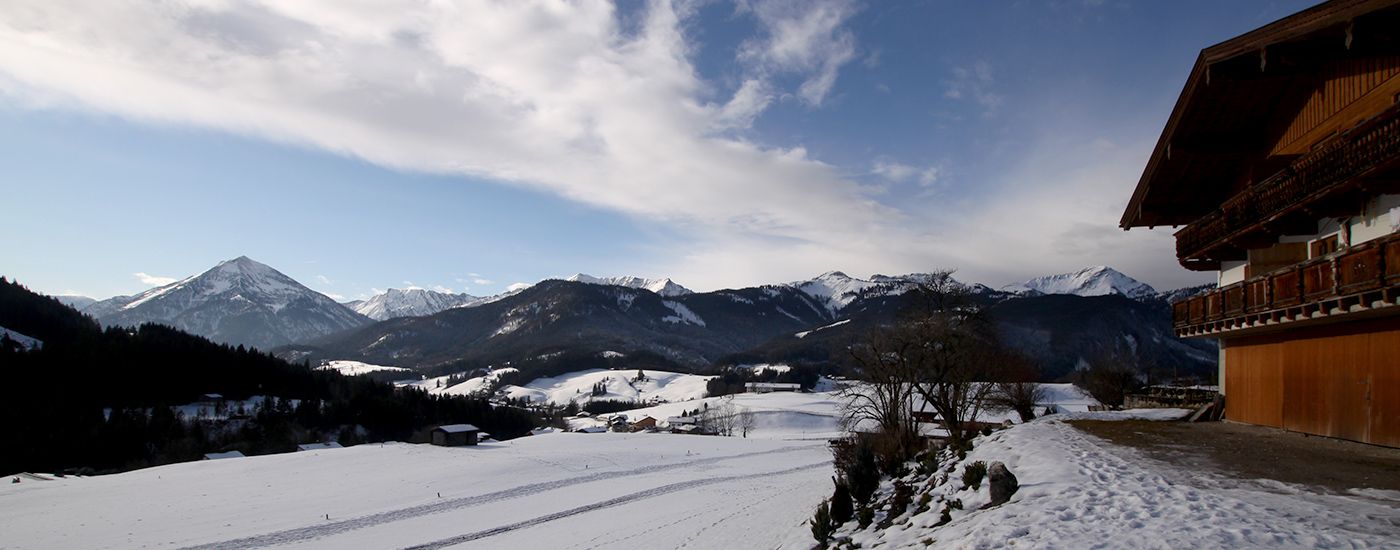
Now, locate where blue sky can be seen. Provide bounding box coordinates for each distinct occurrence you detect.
[0,0,1317,300]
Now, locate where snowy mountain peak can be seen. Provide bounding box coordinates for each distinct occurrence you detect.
[85,256,369,349]
[565,274,692,297]
[353,288,485,320]
[1005,266,1157,299]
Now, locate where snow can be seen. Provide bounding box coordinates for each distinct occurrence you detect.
[318,360,412,376]
[499,369,712,406]
[401,368,519,397]
[660,300,706,327]
[733,363,792,375]
[352,288,483,320]
[0,326,42,350]
[1,434,831,550]
[566,273,693,297]
[492,317,526,337]
[599,350,626,359]
[1003,265,1157,299]
[790,271,883,313]
[833,411,1400,549]
[795,318,850,338]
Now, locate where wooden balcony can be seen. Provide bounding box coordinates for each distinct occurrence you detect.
[1175,104,1400,268]
[1173,232,1400,338]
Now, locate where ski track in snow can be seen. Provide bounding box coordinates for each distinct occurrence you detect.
[178,445,819,550]
[402,461,830,550]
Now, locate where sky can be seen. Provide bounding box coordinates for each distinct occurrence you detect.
[0,0,1320,301]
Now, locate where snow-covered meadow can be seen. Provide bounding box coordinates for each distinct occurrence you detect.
[1,433,832,550]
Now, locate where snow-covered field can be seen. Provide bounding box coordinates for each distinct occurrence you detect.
[318,360,412,376]
[1,434,832,550]
[498,368,712,406]
[5,376,1395,549]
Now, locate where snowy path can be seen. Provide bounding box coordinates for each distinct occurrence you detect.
[843,415,1400,549]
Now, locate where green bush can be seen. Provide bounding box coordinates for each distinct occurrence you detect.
[845,437,880,506]
[961,460,987,490]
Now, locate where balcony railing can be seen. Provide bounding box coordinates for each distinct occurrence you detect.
[1176,104,1400,264]
[1172,231,1400,337]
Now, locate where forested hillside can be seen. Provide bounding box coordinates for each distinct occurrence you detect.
[0,278,534,475]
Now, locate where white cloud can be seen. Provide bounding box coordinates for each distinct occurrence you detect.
[431,284,453,293]
[472,278,493,286]
[737,0,860,106]
[872,158,940,187]
[0,1,1203,293]
[315,274,334,285]
[945,61,1003,114]
[322,291,347,301]
[506,282,532,292]
[0,1,889,271]
[133,272,177,286]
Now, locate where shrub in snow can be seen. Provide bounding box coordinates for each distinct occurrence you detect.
[858,505,875,529]
[830,477,854,525]
[810,499,833,545]
[961,460,988,490]
[842,437,880,506]
[880,480,914,528]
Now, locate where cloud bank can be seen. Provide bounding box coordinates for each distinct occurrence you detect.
[0,0,1197,291]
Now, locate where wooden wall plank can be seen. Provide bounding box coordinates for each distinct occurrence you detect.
[1223,315,1400,447]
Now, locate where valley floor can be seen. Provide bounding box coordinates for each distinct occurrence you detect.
[5,395,1398,549]
[0,434,832,550]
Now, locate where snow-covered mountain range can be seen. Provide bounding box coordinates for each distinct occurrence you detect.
[350,288,487,321]
[84,256,370,350]
[565,274,692,297]
[1002,266,1158,299]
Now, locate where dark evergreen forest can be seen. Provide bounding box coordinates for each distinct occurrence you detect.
[0,277,536,475]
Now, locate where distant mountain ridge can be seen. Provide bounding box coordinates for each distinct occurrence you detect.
[351,288,487,320]
[63,258,1212,383]
[85,256,370,350]
[565,274,692,297]
[1003,266,1158,299]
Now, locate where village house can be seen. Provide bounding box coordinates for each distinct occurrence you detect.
[629,416,658,431]
[1121,0,1400,447]
[430,424,481,447]
[296,442,344,452]
[745,382,802,393]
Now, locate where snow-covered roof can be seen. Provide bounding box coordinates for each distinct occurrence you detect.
[297,442,344,451]
[434,424,480,433]
[203,451,245,460]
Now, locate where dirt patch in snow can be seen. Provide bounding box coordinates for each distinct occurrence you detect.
[1069,419,1400,494]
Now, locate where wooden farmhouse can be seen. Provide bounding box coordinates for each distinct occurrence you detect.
[1121,0,1400,447]
[431,424,481,446]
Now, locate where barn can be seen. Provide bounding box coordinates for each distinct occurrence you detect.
[431,424,481,447]
[1121,0,1400,447]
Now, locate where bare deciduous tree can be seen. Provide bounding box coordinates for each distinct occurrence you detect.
[843,271,1006,457]
[984,354,1046,423]
[1076,349,1141,409]
[739,407,756,438]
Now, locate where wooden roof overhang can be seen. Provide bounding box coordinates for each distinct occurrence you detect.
[1120,0,1400,237]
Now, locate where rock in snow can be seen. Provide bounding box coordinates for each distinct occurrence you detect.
[986,461,1019,507]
